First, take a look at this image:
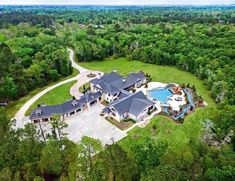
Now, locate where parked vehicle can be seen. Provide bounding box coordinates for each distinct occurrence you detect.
[0,102,8,106]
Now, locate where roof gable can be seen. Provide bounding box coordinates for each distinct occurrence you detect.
[100,72,122,83]
[107,91,154,117]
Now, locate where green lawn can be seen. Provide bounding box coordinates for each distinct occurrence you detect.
[25,80,76,116]
[6,68,79,118]
[119,107,216,153]
[79,82,90,93]
[80,57,215,107]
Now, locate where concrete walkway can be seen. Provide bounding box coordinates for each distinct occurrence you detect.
[14,48,103,128]
[68,48,88,73]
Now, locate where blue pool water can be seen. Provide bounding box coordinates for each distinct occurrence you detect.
[148,88,173,104]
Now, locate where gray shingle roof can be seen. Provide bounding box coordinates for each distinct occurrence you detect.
[118,89,130,99]
[90,71,145,95]
[100,72,122,83]
[98,82,120,95]
[80,91,102,103]
[90,78,99,85]
[30,91,102,120]
[128,71,146,82]
[110,77,135,90]
[106,91,154,117]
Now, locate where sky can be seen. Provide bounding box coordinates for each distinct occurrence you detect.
[0,0,234,5]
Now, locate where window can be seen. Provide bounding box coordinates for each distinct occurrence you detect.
[33,119,40,123]
[70,111,75,116]
[149,106,154,111]
[42,118,49,122]
[76,108,81,113]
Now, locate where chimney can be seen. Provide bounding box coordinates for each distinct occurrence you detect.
[122,77,126,83]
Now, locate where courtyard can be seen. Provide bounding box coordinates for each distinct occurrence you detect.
[63,104,127,145]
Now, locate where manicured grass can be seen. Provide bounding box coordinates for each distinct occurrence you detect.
[80,57,215,107]
[26,80,76,116]
[79,82,90,93]
[6,68,79,118]
[119,107,216,153]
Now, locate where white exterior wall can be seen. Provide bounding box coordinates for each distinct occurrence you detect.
[103,93,118,103]
[134,78,147,88]
[90,83,95,92]
[110,113,122,122]
[137,108,149,122]
[108,107,122,122]
[128,113,137,121]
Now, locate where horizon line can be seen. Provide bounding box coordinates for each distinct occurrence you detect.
[0,4,234,6]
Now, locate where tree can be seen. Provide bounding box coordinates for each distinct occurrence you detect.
[141,164,182,181]
[0,110,10,138]
[0,43,15,77]
[39,139,63,177]
[0,76,18,101]
[0,167,13,181]
[114,23,121,32]
[72,136,103,180]
[100,143,137,181]
[205,166,235,181]
[50,114,68,140]
[130,138,167,174]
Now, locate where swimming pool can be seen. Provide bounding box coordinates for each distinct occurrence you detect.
[148,88,173,104]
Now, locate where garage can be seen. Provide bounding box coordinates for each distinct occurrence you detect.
[90,100,97,106]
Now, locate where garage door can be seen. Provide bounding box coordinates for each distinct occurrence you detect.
[90,100,97,106]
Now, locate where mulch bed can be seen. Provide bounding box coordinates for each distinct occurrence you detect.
[105,117,134,130]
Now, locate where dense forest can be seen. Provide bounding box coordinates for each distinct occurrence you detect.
[0,6,234,181]
[0,22,72,102]
[66,22,235,105]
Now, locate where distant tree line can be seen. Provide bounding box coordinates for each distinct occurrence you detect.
[50,6,235,24]
[0,12,53,28]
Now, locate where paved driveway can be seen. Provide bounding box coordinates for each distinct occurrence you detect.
[14,48,104,128]
[63,104,127,145]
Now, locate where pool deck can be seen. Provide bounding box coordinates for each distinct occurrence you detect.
[136,82,195,121]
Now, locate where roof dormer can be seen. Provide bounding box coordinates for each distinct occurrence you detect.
[72,100,78,107]
[35,109,42,116]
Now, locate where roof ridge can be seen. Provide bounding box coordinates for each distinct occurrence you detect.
[109,91,141,107]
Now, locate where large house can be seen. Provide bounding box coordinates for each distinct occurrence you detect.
[103,91,155,122]
[90,71,146,102]
[90,71,155,122]
[30,71,154,124]
[29,91,102,123]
